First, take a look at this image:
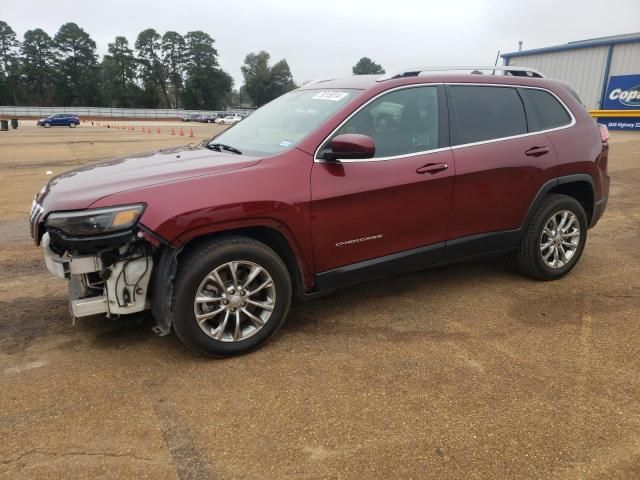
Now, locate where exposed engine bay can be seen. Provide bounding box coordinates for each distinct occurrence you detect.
[42,231,154,319]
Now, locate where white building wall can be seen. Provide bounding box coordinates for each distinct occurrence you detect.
[508,47,609,109]
[609,42,640,76]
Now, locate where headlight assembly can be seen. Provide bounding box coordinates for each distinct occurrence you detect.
[45,204,145,236]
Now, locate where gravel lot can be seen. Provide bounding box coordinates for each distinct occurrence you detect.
[1,122,639,479]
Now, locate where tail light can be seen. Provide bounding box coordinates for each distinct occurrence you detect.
[598,124,610,144]
[597,124,609,177]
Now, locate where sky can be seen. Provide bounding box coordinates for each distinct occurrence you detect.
[2,0,639,88]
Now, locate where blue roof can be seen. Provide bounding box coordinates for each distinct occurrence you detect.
[502,33,640,59]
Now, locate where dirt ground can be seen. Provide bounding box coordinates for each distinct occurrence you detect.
[0,122,639,479]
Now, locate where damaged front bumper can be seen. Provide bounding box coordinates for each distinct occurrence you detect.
[42,231,154,319]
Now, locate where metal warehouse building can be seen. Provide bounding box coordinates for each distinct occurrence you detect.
[502,33,640,111]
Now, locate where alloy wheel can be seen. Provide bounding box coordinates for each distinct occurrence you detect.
[539,210,581,269]
[193,261,276,342]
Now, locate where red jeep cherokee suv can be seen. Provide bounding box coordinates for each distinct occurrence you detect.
[30,66,610,356]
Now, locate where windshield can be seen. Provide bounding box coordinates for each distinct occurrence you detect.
[211,89,359,156]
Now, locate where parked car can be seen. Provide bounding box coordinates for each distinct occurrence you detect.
[181,113,201,122]
[211,113,227,123]
[29,66,609,357]
[216,114,242,125]
[199,114,220,123]
[37,113,80,128]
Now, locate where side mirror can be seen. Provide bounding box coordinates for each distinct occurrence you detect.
[322,134,375,161]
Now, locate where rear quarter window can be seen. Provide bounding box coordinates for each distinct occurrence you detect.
[519,88,572,132]
[448,85,527,145]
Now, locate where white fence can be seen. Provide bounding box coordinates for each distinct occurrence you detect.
[0,106,254,118]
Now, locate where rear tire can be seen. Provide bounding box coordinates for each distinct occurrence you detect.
[516,194,588,280]
[171,236,292,357]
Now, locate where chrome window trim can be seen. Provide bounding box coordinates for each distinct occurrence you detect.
[313,82,576,164]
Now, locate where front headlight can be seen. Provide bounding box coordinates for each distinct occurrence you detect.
[45,204,145,236]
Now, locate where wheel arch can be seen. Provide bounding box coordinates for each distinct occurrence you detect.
[547,180,594,224]
[177,225,308,299]
[522,174,596,232]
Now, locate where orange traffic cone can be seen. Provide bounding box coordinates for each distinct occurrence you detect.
[189,128,194,138]
[171,128,176,135]
[147,127,151,134]
[179,128,184,136]
[157,127,161,134]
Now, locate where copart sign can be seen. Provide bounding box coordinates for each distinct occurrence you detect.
[603,74,640,109]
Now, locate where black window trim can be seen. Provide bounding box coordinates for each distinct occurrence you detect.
[313,83,576,163]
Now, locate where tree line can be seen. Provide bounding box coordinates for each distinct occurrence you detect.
[0,20,297,109]
[0,20,386,110]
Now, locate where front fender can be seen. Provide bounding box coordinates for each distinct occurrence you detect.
[167,215,314,289]
[88,150,315,289]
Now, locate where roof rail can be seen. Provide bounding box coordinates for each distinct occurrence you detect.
[304,77,336,86]
[376,66,545,81]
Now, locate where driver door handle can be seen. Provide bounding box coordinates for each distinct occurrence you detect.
[416,162,448,174]
[525,146,550,157]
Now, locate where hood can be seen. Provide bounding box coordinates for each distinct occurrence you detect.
[38,145,261,212]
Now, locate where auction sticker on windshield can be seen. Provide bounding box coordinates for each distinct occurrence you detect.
[312,91,349,101]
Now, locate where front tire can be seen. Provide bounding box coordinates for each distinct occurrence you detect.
[69,122,76,128]
[172,236,292,357]
[44,122,51,128]
[516,194,588,280]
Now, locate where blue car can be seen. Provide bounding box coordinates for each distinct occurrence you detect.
[37,113,80,128]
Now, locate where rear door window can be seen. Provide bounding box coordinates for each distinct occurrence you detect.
[518,88,572,132]
[448,86,527,145]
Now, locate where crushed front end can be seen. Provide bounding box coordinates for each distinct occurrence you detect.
[31,201,156,321]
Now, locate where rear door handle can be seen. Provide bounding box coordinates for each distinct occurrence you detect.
[416,162,448,174]
[525,146,550,157]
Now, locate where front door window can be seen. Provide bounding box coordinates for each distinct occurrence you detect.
[332,86,440,158]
